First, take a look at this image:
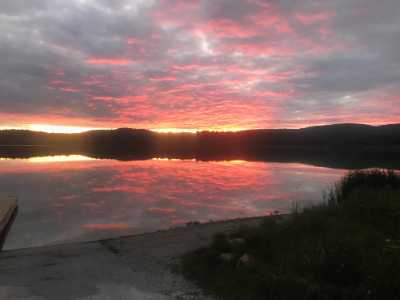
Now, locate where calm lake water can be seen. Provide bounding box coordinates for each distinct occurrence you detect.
[1,155,349,250]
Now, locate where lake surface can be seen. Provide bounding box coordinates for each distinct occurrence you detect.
[1,155,350,250]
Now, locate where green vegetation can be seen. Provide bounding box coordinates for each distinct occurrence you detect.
[181,169,400,300]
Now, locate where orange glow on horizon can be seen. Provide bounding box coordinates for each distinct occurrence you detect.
[151,126,248,133]
[0,124,251,134]
[27,155,96,163]
[27,124,106,133]
[3,121,397,134]
[0,124,108,134]
[151,128,198,133]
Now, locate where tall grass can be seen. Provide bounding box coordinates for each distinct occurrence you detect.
[328,169,400,204]
[181,169,400,300]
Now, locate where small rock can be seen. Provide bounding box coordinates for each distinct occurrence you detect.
[220,253,234,262]
[237,253,255,267]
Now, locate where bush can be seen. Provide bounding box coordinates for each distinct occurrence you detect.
[329,169,400,204]
[182,169,400,300]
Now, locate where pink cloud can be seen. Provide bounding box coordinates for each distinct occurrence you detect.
[295,12,334,26]
[201,19,259,38]
[147,207,177,215]
[60,87,80,93]
[150,76,177,82]
[86,58,133,66]
[1,0,395,131]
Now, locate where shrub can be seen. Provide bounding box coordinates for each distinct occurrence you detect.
[329,169,400,204]
[181,169,400,300]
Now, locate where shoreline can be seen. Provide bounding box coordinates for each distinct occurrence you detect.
[0,214,281,300]
[3,214,279,253]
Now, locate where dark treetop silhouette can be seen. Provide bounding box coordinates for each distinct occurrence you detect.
[0,123,399,169]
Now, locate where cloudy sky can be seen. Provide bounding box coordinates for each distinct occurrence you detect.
[1,0,399,131]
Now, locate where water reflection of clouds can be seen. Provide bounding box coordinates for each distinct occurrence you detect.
[0,158,345,250]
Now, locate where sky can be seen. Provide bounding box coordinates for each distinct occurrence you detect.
[0,0,400,132]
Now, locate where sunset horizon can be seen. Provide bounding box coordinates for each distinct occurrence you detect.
[1,1,400,299]
[1,121,399,134]
[1,1,399,131]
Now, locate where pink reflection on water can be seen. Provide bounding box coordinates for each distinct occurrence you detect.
[83,223,131,230]
[0,157,346,249]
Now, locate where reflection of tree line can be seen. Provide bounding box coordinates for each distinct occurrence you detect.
[0,124,399,169]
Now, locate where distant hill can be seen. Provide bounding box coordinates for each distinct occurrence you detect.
[0,124,399,165]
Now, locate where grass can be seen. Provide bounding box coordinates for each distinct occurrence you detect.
[181,169,400,300]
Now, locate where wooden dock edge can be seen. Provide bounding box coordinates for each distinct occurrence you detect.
[0,198,18,251]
